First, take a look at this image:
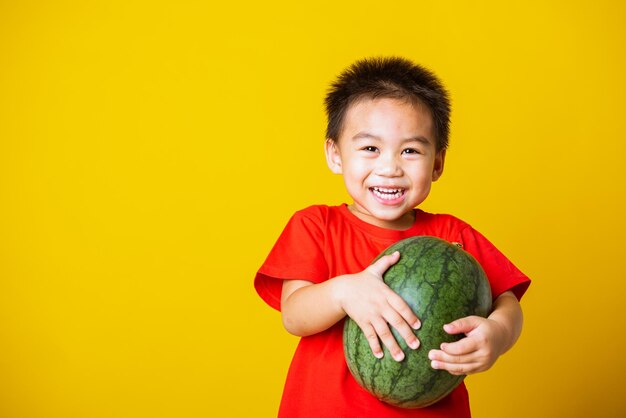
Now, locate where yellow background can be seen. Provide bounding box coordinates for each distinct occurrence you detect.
[1,1,625,417]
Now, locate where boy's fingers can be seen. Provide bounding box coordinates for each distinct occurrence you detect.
[429,348,473,365]
[430,358,481,375]
[387,292,421,330]
[367,251,400,277]
[371,319,405,362]
[384,308,420,350]
[428,349,480,375]
[444,316,481,335]
[439,337,477,356]
[361,323,383,359]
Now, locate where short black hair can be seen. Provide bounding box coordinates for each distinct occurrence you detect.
[324,57,451,151]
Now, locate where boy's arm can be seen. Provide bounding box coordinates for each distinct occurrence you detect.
[427,291,523,375]
[281,251,421,362]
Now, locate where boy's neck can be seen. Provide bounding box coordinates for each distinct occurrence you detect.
[347,204,416,231]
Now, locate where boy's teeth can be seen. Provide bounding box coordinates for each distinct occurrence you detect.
[372,187,404,200]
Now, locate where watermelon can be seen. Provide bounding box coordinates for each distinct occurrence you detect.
[343,236,492,408]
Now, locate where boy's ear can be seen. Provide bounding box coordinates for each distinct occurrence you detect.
[432,149,446,181]
[324,139,343,174]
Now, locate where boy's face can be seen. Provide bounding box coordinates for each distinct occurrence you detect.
[325,97,445,230]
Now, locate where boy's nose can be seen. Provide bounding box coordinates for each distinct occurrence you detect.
[375,153,403,177]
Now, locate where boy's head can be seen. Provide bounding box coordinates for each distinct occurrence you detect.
[324,57,450,151]
[323,57,450,229]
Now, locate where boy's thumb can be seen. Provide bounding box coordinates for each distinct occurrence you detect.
[368,251,400,276]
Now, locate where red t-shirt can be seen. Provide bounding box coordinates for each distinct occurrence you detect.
[255,205,530,418]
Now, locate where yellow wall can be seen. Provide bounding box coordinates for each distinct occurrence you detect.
[1,1,624,417]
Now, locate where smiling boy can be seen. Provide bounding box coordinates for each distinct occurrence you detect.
[255,57,530,417]
[325,97,442,231]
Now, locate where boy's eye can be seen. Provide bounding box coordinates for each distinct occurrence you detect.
[402,148,421,155]
[362,146,379,152]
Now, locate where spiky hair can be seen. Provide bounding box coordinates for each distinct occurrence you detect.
[324,56,451,150]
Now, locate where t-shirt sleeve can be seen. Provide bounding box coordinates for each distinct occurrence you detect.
[457,226,531,301]
[254,208,329,311]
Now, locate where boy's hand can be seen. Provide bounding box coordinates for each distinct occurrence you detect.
[335,251,421,362]
[427,291,523,375]
[427,316,508,375]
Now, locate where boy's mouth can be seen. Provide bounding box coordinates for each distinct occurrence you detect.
[370,187,406,201]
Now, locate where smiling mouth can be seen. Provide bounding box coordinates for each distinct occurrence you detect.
[370,187,406,201]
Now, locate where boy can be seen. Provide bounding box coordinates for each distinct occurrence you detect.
[254,57,530,417]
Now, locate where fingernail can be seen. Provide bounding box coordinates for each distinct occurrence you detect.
[394,351,405,362]
[431,360,439,369]
[409,339,419,349]
[374,351,383,359]
[413,321,421,330]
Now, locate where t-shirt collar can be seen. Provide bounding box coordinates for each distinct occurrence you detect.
[337,204,427,241]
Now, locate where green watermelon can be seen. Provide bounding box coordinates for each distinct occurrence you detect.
[343,236,492,408]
